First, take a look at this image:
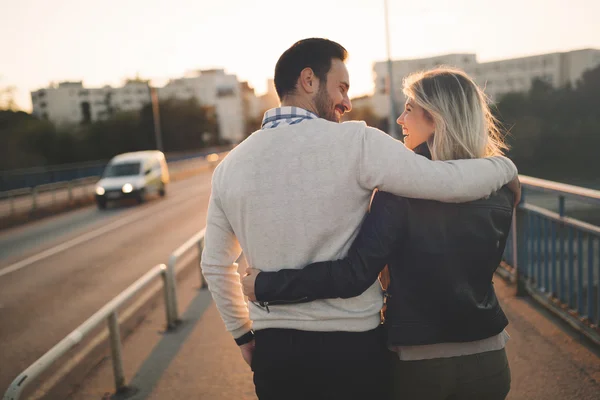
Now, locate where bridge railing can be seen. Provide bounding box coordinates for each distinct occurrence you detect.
[0,146,233,192]
[502,175,600,344]
[2,228,208,400]
[0,152,225,221]
[1,153,224,399]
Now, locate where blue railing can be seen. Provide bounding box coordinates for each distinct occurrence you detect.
[502,175,600,342]
[0,146,233,192]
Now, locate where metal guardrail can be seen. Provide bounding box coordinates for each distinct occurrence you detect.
[0,153,224,219]
[2,227,208,400]
[0,146,234,192]
[502,175,600,344]
[166,229,208,327]
[0,177,99,216]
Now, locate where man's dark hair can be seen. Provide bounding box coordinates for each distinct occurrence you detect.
[274,38,348,100]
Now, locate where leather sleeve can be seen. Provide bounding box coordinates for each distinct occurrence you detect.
[255,191,408,303]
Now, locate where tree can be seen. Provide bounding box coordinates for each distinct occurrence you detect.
[139,97,220,152]
[1,96,222,171]
[494,65,600,181]
[0,83,17,111]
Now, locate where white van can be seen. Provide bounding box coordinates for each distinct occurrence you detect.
[95,151,169,209]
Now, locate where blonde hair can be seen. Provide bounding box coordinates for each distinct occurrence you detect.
[402,67,507,161]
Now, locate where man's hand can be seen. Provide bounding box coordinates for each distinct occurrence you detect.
[239,339,255,367]
[507,176,522,206]
[242,268,260,301]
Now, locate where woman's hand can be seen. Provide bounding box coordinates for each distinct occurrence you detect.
[242,268,260,301]
[507,176,522,206]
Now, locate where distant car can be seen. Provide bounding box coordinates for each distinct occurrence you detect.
[95,151,169,209]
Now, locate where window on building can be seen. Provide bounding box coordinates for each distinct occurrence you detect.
[79,90,89,96]
[42,112,48,120]
[80,101,92,124]
[217,87,235,97]
[40,101,47,108]
[37,90,46,98]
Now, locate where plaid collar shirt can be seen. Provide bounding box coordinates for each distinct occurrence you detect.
[261,106,319,129]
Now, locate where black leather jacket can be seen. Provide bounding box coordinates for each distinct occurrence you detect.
[254,146,514,346]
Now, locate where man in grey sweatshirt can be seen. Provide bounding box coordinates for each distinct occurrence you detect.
[201,38,519,400]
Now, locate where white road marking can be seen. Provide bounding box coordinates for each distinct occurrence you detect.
[0,181,210,278]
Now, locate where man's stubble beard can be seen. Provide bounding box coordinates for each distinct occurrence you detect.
[314,85,338,123]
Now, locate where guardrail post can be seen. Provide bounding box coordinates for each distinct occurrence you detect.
[558,196,565,217]
[31,186,38,212]
[107,311,126,393]
[68,181,73,204]
[515,191,529,297]
[9,193,15,215]
[160,264,177,330]
[165,257,180,329]
[160,267,174,328]
[197,237,208,289]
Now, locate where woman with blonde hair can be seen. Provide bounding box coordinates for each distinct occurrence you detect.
[243,67,514,400]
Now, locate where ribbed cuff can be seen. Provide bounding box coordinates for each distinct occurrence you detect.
[231,320,253,342]
[234,330,255,346]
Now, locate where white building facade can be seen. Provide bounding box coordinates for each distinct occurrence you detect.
[371,48,600,118]
[31,69,265,144]
[157,69,249,143]
[31,81,151,127]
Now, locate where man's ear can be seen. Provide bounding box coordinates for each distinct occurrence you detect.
[298,67,317,94]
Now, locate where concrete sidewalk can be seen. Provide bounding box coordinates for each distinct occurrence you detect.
[69,270,600,400]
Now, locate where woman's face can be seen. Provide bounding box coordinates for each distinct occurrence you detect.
[397,98,435,150]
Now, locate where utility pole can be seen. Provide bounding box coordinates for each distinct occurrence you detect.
[149,86,164,152]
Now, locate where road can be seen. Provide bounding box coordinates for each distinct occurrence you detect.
[0,156,213,220]
[0,170,213,392]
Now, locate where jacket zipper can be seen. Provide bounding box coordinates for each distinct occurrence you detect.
[257,297,309,313]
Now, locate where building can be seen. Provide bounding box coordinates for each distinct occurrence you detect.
[31,80,151,127]
[31,69,267,144]
[158,69,249,143]
[258,79,280,114]
[371,48,600,118]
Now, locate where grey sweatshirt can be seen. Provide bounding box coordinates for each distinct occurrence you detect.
[201,119,517,339]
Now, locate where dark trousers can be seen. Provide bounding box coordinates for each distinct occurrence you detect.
[252,326,391,400]
[391,348,511,400]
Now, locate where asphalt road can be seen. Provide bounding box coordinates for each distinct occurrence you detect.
[0,170,213,392]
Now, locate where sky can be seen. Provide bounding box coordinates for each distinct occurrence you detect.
[1,0,599,111]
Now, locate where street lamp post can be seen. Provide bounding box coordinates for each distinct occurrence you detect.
[384,0,398,139]
[149,86,164,152]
